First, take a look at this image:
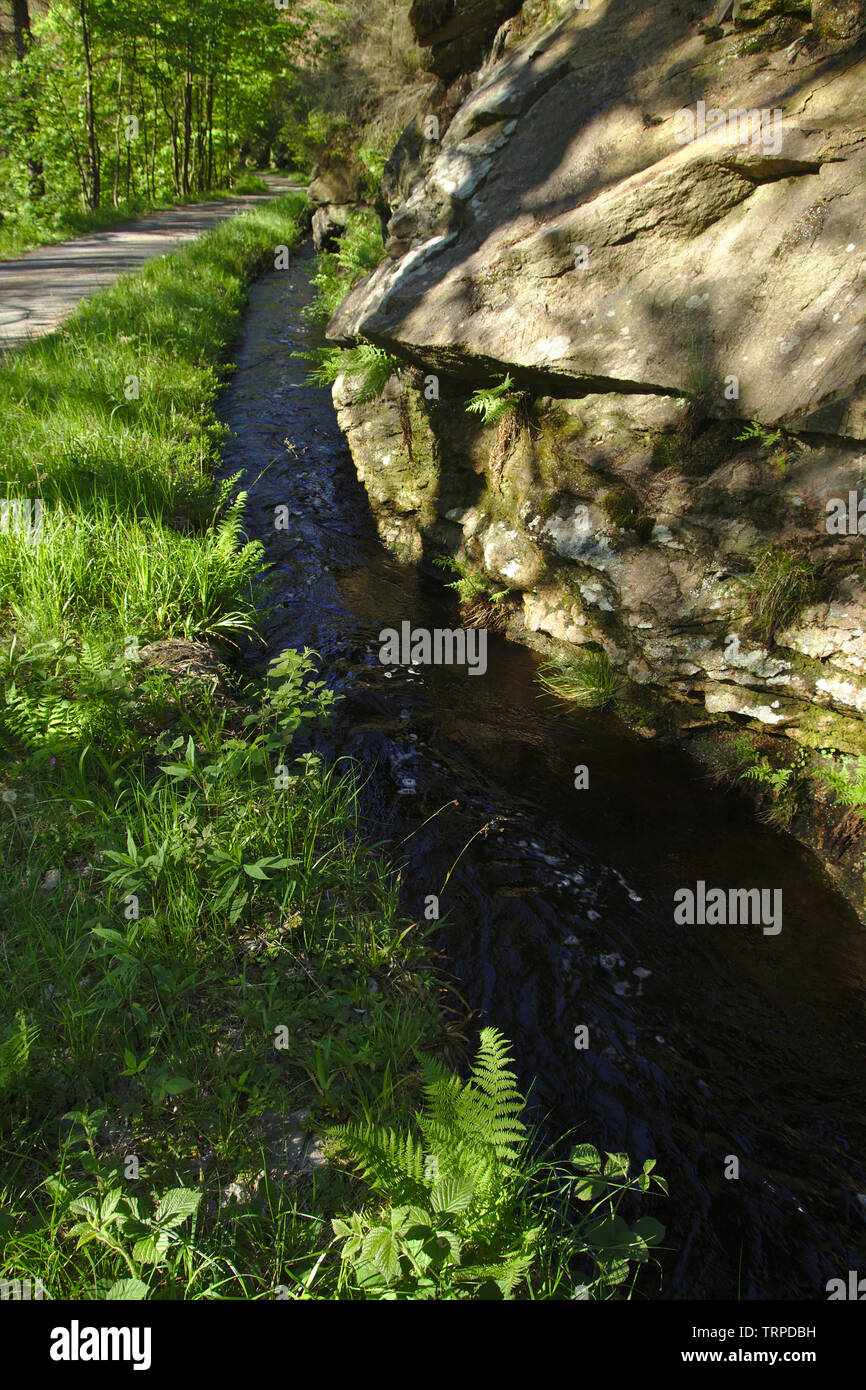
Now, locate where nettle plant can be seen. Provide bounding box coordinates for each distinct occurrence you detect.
[44,1112,217,1300]
[329,1028,666,1299]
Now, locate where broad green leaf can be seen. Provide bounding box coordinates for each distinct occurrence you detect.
[570,1143,601,1170]
[362,1228,401,1284]
[430,1176,474,1215]
[163,1076,194,1096]
[243,862,270,880]
[603,1151,630,1178]
[100,1186,123,1221]
[155,1187,201,1228]
[573,1176,606,1202]
[132,1231,170,1265]
[69,1195,99,1219]
[106,1278,149,1301]
[585,1214,635,1252]
[633,1216,665,1246]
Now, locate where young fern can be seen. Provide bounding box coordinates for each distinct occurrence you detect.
[821,755,866,819]
[330,1028,666,1298]
[303,339,401,403]
[465,374,517,425]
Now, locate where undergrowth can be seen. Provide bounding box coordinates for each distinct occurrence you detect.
[0,190,666,1300]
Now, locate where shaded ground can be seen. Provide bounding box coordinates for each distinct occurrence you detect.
[0,174,303,352]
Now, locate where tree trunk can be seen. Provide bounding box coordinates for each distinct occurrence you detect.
[11,0,45,200]
[205,73,214,190]
[112,56,124,208]
[79,0,101,209]
[181,40,193,197]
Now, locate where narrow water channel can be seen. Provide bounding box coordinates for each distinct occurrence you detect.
[218,251,866,1301]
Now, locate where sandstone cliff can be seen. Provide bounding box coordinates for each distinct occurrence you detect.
[324,0,866,906]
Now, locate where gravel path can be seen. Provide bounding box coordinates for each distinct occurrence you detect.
[0,175,304,352]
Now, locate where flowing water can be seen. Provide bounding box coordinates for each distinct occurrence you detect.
[217,251,866,1301]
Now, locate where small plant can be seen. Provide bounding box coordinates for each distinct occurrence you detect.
[435,561,509,631]
[432,555,508,622]
[743,545,818,646]
[304,339,402,402]
[729,736,810,829]
[305,208,385,321]
[230,174,270,195]
[0,1012,38,1093]
[465,375,518,425]
[735,419,791,473]
[537,647,621,710]
[48,1169,206,1300]
[358,145,389,197]
[739,748,808,829]
[820,755,866,820]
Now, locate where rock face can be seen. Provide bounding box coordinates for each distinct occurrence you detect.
[331,4,866,439]
[409,0,525,81]
[307,159,366,207]
[811,0,866,40]
[327,0,866,897]
[311,203,353,253]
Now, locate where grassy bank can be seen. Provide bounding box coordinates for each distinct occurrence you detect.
[0,199,666,1299]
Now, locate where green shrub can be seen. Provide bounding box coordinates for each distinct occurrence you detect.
[306,208,385,322]
[820,755,866,820]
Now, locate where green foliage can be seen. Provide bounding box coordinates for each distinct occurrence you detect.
[465,375,518,425]
[0,197,442,1301]
[735,419,793,474]
[538,648,622,710]
[743,545,818,646]
[358,145,389,196]
[230,175,270,196]
[51,1165,205,1298]
[432,556,508,608]
[733,738,809,828]
[0,0,302,255]
[304,339,402,403]
[820,755,866,819]
[331,1028,667,1299]
[305,208,386,322]
[331,1027,535,1297]
[0,1013,39,1093]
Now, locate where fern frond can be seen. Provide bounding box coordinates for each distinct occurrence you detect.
[330,1121,426,1203]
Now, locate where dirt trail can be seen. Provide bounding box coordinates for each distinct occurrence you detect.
[0,174,303,352]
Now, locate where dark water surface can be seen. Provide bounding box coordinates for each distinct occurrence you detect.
[218,254,866,1301]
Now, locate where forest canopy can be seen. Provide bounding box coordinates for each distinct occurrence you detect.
[0,0,428,246]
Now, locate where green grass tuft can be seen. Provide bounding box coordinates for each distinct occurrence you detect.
[537,648,622,710]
